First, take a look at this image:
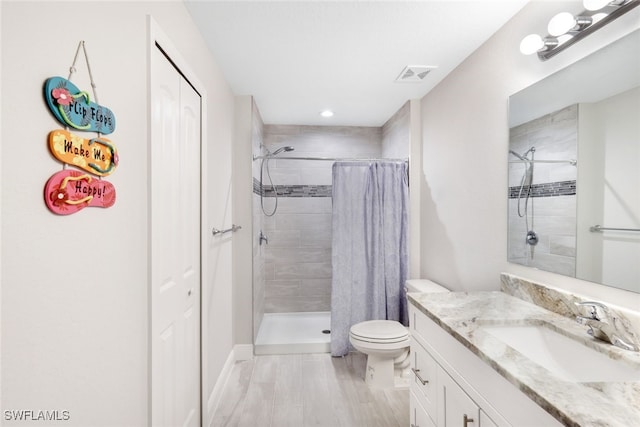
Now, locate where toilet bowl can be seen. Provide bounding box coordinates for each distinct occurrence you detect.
[349,279,449,389]
[349,320,412,388]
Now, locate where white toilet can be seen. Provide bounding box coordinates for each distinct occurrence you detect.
[348,279,449,389]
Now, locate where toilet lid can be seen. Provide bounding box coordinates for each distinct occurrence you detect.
[350,320,409,342]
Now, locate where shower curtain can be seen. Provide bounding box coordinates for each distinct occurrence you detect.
[330,161,409,357]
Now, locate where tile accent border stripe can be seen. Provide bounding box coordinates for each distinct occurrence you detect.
[252,178,262,196]
[253,178,332,198]
[508,180,575,199]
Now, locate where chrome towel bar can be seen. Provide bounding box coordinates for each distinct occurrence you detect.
[212,224,242,236]
[589,225,640,233]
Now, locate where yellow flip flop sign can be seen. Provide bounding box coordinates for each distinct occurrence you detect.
[48,129,119,177]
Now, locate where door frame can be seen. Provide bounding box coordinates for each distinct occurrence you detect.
[147,16,209,425]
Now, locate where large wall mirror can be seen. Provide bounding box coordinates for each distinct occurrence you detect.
[508,29,639,294]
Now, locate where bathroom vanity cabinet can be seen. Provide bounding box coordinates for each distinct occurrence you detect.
[408,303,562,427]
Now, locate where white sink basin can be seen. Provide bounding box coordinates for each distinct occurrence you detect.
[480,323,640,383]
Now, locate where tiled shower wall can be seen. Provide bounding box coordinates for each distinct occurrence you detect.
[508,104,578,277]
[259,125,383,313]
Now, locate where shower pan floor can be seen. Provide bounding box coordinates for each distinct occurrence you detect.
[255,311,331,355]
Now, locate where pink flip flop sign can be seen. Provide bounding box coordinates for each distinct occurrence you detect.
[44,170,116,215]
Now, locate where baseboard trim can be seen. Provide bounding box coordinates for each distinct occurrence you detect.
[205,344,254,425]
[233,344,254,361]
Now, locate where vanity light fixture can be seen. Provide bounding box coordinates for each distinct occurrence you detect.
[584,0,628,10]
[520,0,639,61]
[547,12,592,36]
[519,34,558,55]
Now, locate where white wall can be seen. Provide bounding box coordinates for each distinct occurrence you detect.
[599,88,640,292]
[576,102,605,285]
[419,1,640,311]
[382,100,422,279]
[1,2,235,425]
[409,99,423,280]
[382,101,410,159]
[577,88,640,292]
[250,100,266,342]
[0,0,3,411]
[232,95,257,345]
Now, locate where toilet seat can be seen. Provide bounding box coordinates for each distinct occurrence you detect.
[348,320,411,389]
[350,320,409,344]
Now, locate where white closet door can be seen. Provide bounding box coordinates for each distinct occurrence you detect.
[151,45,201,427]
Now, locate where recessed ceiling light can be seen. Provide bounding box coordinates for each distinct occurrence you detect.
[320,110,334,118]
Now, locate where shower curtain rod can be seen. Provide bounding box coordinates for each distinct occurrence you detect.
[509,159,577,166]
[252,155,408,162]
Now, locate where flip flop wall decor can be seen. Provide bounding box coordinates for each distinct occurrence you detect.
[48,129,119,177]
[44,169,116,215]
[44,77,116,134]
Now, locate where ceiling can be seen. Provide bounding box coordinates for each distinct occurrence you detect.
[184,0,529,127]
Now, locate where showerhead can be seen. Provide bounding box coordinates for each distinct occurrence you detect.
[509,146,536,161]
[510,147,535,187]
[509,150,527,161]
[272,146,295,156]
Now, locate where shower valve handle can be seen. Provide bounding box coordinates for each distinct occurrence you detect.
[259,231,268,245]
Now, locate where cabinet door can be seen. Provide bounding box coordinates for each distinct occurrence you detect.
[438,367,479,427]
[411,391,437,427]
[479,409,498,427]
[411,338,438,421]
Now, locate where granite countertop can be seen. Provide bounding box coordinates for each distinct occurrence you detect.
[407,291,640,427]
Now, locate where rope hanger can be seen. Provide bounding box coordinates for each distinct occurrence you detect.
[67,40,100,107]
[62,41,103,176]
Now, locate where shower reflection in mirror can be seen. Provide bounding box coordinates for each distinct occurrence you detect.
[509,146,539,249]
[508,105,578,277]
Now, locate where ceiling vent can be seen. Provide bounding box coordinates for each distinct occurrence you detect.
[395,65,437,83]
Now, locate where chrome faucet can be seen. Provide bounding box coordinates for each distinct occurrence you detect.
[575,301,638,352]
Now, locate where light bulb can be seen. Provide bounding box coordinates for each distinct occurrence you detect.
[548,12,577,36]
[320,110,334,118]
[520,34,544,55]
[583,0,611,11]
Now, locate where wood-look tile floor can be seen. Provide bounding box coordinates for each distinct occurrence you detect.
[211,352,409,427]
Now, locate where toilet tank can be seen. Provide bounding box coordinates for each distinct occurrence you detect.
[405,279,449,294]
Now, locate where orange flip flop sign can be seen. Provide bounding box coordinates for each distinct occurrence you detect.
[48,129,119,177]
